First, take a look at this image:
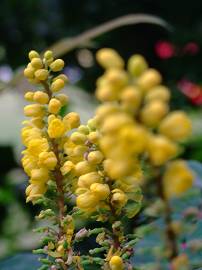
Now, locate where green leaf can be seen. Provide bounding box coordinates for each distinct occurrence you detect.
[124,200,142,218]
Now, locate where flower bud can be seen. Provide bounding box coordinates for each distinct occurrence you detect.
[31,117,45,129]
[24,67,35,79]
[87,151,104,165]
[90,183,110,200]
[163,160,194,198]
[140,100,169,127]
[70,132,87,145]
[127,54,148,77]
[31,58,43,69]
[24,104,44,117]
[50,79,65,92]
[78,172,102,188]
[88,131,100,144]
[44,50,53,60]
[76,191,98,211]
[137,68,162,91]
[48,98,62,114]
[63,112,80,129]
[159,111,192,141]
[145,85,170,103]
[50,59,64,72]
[109,255,124,270]
[111,189,127,208]
[147,135,178,166]
[33,91,49,104]
[56,94,69,106]
[34,69,49,81]
[74,161,94,176]
[60,161,74,175]
[28,50,40,60]
[96,48,124,69]
[78,125,89,135]
[24,91,34,101]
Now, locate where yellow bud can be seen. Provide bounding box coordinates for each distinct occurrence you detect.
[50,78,65,92]
[70,132,87,145]
[137,68,162,91]
[53,74,69,83]
[87,118,98,131]
[105,68,128,89]
[96,48,124,69]
[31,168,49,183]
[76,191,98,211]
[31,58,43,69]
[120,86,142,111]
[147,135,178,166]
[78,125,89,135]
[31,117,45,129]
[24,67,35,79]
[63,112,80,129]
[75,161,94,176]
[28,50,40,60]
[48,118,65,138]
[163,160,194,198]
[38,151,57,170]
[48,98,62,114]
[90,183,110,200]
[159,111,192,141]
[24,104,45,117]
[140,100,169,127]
[109,255,124,270]
[24,91,34,101]
[44,50,53,60]
[145,85,171,103]
[50,59,64,72]
[111,190,128,208]
[88,131,100,144]
[56,94,69,106]
[48,114,56,124]
[127,54,148,77]
[96,85,119,102]
[87,151,104,165]
[78,172,102,188]
[33,91,49,104]
[60,160,74,175]
[26,183,47,202]
[34,69,49,81]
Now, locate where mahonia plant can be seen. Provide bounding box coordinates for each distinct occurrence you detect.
[22,50,143,270]
[95,48,194,268]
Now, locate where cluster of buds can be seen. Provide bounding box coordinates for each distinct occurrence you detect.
[95,48,194,198]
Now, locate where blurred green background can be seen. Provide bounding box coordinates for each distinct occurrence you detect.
[0,0,202,268]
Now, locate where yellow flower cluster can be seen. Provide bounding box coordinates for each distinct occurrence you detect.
[22,50,80,203]
[95,48,193,197]
[63,116,142,216]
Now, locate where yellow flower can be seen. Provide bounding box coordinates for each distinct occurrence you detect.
[74,161,95,176]
[28,138,49,156]
[38,151,57,170]
[127,54,148,77]
[77,172,102,188]
[159,111,192,141]
[48,118,65,138]
[163,160,194,198]
[28,50,40,60]
[120,86,142,112]
[34,69,49,81]
[109,255,124,270]
[31,167,49,183]
[111,189,128,208]
[96,48,124,69]
[90,183,110,200]
[147,135,178,166]
[76,191,99,212]
[70,132,87,145]
[26,183,47,202]
[31,58,43,69]
[24,91,34,101]
[60,160,74,175]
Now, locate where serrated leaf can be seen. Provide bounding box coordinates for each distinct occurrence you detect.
[124,200,141,218]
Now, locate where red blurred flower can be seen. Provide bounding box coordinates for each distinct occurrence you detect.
[155,40,175,59]
[183,42,200,55]
[178,79,202,105]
